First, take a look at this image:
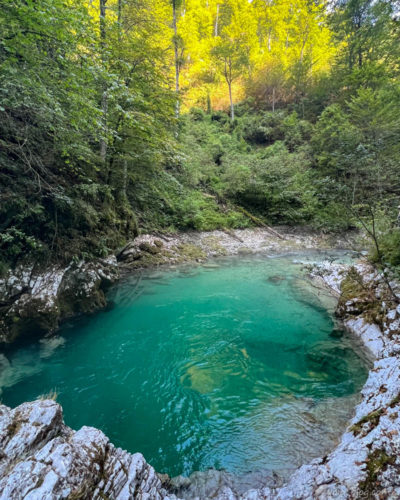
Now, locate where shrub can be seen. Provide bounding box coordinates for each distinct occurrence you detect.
[239,112,285,144]
[211,111,229,123]
[0,228,43,264]
[372,229,400,267]
[190,107,206,121]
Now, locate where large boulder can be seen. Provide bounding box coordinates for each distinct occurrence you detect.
[0,256,119,343]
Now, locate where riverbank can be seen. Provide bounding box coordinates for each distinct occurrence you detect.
[117,226,359,272]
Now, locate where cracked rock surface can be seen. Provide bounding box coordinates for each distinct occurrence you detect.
[0,256,119,343]
[0,400,177,500]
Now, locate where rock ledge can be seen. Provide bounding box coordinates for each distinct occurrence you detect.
[0,256,119,343]
[0,399,174,500]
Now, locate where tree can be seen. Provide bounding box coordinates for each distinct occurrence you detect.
[101,0,176,195]
[171,0,184,118]
[248,0,335,113]
[100,0,108,163]
[210,0,254,121]
[331,0,398,72]
[312,87,400,229]
[0,0,176,263]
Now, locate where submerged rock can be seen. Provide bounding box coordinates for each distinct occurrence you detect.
[0,256,119,343]
[266,275,285,284]
[170,469,282,500]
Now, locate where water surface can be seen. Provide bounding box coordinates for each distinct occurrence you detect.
[1,252,368,478]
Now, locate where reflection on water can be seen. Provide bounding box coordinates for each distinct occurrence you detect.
[0,251,368,478]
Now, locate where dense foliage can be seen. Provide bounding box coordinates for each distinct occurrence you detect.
[1,0,400,272]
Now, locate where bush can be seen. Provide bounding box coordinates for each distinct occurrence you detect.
[372,229,400,267]
[239,112,285,144]
[178,109,322,227]
[190,107,206,121]
[211,111,229,123]
[0,228,43,264]
[282,112,313,151]
[177,192,248,231]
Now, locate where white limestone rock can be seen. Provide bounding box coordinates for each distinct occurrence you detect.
[0,256,119,343]
[309,261,347,295]
[0,400,175,500]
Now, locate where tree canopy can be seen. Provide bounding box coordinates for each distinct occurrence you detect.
[1,0,399,270]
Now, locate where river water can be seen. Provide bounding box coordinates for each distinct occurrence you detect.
[0,252,368,479]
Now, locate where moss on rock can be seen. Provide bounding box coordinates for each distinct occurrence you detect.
[359,449,396,496]
[139,242,162,255]
[202,236,228,256]
[337,267,385,326]
[173,243,206,262]
[350,408,385,437]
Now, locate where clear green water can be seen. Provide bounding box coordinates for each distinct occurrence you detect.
[0,253,368,478]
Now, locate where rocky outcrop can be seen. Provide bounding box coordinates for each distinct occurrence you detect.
[117,228,358,271]
[0,256,119,343]
[0,399,176,500]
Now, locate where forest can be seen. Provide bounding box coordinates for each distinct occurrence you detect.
[1,0,400,271]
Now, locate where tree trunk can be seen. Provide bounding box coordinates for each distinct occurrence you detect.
[122,159,128,200]
[215,3,219,37]
[100,91,108,163]
[355,16,363,68]
[172,0,180,119]
[100,0,107,163]
[207,91,212,114]
[300,34,308,62]
[272,87,275,112]
[118,0,122,39]
[100,0,107,45]
[228,81,234,121]
[223,58,234,122]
